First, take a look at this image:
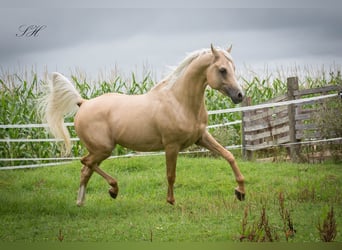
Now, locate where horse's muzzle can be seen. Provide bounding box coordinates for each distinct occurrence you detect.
[221,86,244,104]
[233,91,244,104]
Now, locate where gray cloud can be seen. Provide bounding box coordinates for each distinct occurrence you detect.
[0,7,341,79]
[1,0,341,8]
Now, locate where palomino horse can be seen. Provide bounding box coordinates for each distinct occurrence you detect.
[40,45,245,206]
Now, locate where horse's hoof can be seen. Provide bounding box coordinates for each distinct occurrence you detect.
[167,198,175,205]
[108,188,118,199]
[235,189,245,201]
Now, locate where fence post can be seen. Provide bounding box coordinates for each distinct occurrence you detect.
[287,77,300,162]
[241,96,253,161]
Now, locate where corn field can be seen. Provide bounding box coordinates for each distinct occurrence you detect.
[0,67,341,167]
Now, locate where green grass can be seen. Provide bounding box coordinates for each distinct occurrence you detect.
[0,156,341,242]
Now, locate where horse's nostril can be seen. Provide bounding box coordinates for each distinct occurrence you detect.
[232,91,244,104]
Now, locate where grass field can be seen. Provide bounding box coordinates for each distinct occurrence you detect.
[0,156,340,242]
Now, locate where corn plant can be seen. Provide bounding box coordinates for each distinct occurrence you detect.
[0,67,341,167]
[0,70,156,166]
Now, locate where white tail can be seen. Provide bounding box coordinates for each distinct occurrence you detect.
[38,72,84,155]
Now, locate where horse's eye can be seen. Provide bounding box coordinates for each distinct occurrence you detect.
[219,67,227,76]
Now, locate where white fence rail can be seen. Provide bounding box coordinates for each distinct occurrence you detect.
[0,92,340,170]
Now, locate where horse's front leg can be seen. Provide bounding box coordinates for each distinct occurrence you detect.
[196,131,245,201]
[165,145,180,205]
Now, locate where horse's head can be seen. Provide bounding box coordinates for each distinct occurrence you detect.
[206,44,244,104]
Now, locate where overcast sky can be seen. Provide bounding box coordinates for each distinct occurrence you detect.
[1,1,342,82]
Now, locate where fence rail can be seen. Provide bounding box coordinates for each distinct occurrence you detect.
[242,77,341,161]
[1,78,341,169]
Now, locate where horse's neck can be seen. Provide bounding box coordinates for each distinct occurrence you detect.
[169,54,211,114]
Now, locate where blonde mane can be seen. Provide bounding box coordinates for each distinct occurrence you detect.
[159,47,233,88]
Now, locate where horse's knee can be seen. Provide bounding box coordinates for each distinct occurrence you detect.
[226,153,236,165]
[167,174,175,185]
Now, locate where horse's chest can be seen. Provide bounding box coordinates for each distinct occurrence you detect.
[166,121,206,148]
[157,101,208,147]
[183,127,205,148]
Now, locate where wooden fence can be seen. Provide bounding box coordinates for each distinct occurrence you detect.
[242,77,341,162]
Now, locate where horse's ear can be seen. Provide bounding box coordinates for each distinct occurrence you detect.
[227,44,232,53]
[211,44,220,59]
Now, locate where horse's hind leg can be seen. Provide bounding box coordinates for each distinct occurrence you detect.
[77,151,119,206]
[77,165,94,206]
[92,165,119,199]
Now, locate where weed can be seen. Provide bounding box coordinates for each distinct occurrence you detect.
[317,206,337,242]
[278,192,296,241]
[240,192,298,242]
[240,205,279,242]
[57,228,64,242]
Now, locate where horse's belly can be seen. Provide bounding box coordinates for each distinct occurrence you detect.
[112,118,164,151]
[116,132,164,152]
